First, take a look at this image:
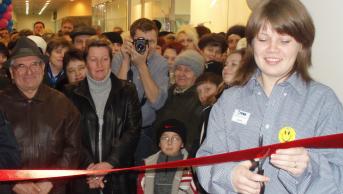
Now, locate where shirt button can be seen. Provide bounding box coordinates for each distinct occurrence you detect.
[257,92,262,95]
[283,92,287,96]
[265,124,270,129]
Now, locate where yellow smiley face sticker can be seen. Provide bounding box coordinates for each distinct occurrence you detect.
[278,126,296,143]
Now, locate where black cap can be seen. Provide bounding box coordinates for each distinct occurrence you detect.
[157,119,187,145]
[204,60,224,76]
[10,37,44,62]
[102,32,123,44]
[70,25,96,40]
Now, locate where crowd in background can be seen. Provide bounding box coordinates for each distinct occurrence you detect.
[0,14,247,194]
[1,0,343,193]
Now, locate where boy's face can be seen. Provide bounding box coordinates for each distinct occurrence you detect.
[200,45,223,62]
[159,131,183,157]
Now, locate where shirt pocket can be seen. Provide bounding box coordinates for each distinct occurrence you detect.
[227,115,261,150]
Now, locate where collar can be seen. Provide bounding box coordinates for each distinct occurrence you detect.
[75,73,121,98]
[172,85,195,95]
[9,84,49,102]
[47,63,64,78]
[247,70,307,96]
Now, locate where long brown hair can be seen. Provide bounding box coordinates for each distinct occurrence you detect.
[232,0,315,86]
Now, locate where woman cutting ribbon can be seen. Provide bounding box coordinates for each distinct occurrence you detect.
[196,0,343,193]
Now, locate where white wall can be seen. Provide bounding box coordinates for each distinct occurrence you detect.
[301,0,343,102]
[190,0,251,33]
[15,14,55,33]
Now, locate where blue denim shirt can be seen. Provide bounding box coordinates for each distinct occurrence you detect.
[111,51,169,127]
[196,71,343,194]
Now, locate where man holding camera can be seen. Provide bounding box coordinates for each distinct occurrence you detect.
[111,18,169,164]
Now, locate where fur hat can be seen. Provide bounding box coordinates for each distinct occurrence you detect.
[10,37,44,62]
[174,50,204,77]
[157,119,187,145]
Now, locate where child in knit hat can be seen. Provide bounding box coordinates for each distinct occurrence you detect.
[137,119,198,194]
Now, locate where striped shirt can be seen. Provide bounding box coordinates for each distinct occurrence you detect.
[196,71,343,194]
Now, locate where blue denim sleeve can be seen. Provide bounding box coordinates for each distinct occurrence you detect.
[146,56,169,110]
[278,88,343,194]
[196,96,237,193]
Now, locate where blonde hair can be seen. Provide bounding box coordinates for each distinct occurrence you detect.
[176,25,199,47]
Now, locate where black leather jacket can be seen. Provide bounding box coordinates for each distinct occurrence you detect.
[0,84,81,194]
[65,73,142,194]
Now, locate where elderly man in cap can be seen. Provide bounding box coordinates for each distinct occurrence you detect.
[153,50,204,157]
[0,37,81,194]
[70,25,96,51]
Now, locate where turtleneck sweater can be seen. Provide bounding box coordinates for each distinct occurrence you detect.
[87,72,111,162]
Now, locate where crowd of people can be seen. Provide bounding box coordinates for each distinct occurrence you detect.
[0,0,343,193]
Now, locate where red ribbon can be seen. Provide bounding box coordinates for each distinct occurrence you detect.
[1,133,343,181]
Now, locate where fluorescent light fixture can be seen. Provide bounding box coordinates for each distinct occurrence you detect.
[26,1,30,15]
[38,0,51,15]
[210,0,217,7]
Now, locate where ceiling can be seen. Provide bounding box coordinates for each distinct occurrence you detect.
[12,0,72,16]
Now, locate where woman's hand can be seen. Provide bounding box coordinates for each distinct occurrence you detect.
[86,162,113,189]
[231,160,269,194]
[270,147,310,177]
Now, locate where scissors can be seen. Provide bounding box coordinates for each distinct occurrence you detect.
[249,135,270,194]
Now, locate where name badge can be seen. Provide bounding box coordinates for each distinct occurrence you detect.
[231,109,251,125]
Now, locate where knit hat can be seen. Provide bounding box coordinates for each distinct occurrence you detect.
[70,25,96,40]
[27,35,47,54]
[102,32,123,44]
[10,37,44,61]
[174,50,204,77]
[157,119,187,145]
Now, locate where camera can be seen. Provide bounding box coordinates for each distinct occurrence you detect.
[133,37,149,54]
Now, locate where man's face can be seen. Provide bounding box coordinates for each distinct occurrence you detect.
[133,29,157,55]
[34,23,45,36]
[10,56,44,97]
[61,22,74,33]
[73,35,91,51]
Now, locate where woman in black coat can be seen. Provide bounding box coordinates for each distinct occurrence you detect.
[65,38,142,194]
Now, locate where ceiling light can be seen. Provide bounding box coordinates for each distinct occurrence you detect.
[38,0,51,15]
[26,0,30,15]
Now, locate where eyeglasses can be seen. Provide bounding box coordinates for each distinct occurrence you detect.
[160,136,181,143]
[13,61,43,74]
